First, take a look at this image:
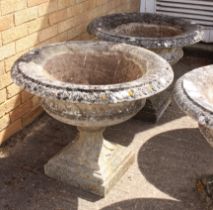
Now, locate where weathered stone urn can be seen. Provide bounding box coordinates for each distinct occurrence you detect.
[88,12,203,122]
[11,41,173,196]
[174,64,213,147]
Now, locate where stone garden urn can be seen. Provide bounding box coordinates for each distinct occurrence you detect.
[174,64,213,147]
[11,41,173,196]
[88,12,203,122]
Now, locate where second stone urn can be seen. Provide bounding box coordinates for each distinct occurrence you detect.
[11,41,173,196]
[88,12,203,122]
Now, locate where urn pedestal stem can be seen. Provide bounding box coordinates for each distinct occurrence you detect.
[44,126,134,196]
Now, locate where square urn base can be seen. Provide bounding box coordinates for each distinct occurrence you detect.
[44,128,134,196]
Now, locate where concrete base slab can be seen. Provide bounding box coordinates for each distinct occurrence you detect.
[44,127,134,196]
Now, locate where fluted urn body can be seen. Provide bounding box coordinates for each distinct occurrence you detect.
[174,65,213,147]
[12,41,173,196]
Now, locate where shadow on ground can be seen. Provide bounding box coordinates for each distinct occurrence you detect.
[138,128,213,209]
[0,113,146,210]
[0,115,79,210]
[101,198,191,210]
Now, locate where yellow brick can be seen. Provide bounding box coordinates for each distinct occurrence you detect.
[0,89,7,104]
[16,33,38,52]
[0,119,22,145]
[2,24,28,44]
[3,95,21,114]
[0,115,10,131]
[5,51,26,72]
[86,0,96,9]
[75,32,93,40]
[31,95,41,107]
[67,5,79,17]
[55,32,68,42]
[15,7,38,25]
[27,16,49,34]
[22,106,43,127]
[49,9,67,25]
[95,0,106,7]
[58,16,80,33]
[58,0,75,9]
[38,25,58,42]
[68,25,85,40]
[21,91,33,103]
[1,0,26,15]
[67,1,90,18]
[0,61,5,74]
[76,0,88,3]
[0,33,2,47]
[9,100,32,122]
[0,15,14,32]
[38,0,57,16]
[36,31,68,48]
[28,0,49,7]
[6,83,22,99]
[0,73,13,89]
[0,106,4,118]
[0,43,15,61]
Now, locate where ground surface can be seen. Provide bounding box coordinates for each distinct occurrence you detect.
[0,45,213,210]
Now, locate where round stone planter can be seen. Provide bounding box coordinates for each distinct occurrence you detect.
[88,13,202,65]
[88,12,203,122]
[11,41,173,196]
[174,64,213,147]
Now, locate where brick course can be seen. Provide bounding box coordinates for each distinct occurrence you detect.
[0,0,140,145]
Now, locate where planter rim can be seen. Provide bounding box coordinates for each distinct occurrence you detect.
[12,41,173,104]
[174,64,213,128]
[88,12,203,49]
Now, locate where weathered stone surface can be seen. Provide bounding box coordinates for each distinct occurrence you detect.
[174,64,213,147]
[88,12,203,122]
[88,13,203,50]
[11,41,173,195]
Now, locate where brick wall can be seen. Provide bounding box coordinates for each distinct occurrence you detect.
[0,0,140,145]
